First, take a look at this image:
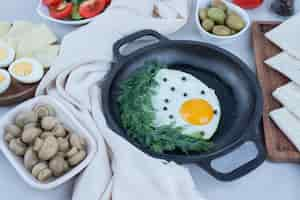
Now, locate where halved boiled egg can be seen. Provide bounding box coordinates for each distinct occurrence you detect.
[0,43,15,68]
[9,58,44,84]
[0,69,11,94]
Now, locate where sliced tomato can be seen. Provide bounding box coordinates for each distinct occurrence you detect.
[42,0,62,7]
[50,2,73,19]
[105,0,111,6]
[79,0,106,18]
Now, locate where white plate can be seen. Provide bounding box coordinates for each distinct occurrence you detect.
[0,96,97,190]
[195,0,251,43]
[36,0,96,26]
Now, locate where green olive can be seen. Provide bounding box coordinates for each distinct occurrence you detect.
[230,29,237,35]
[199,8,208,21]
[211,0,227,12]
[226,14,245,31]
[207,7,226,25]
[227,10,239,16]
[212,25,231,36]
[202,19,215,32]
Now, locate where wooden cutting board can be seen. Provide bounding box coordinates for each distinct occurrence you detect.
[252,21,300,162]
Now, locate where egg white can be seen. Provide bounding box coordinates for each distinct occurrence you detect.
[0,69,11,94]
[152,69,221,140]
[9,58,44,84]
[0,42,15,68]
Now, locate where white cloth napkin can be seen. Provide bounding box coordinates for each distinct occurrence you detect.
[36,0,206,200]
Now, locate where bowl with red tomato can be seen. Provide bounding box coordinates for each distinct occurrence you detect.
[37,0,111,25]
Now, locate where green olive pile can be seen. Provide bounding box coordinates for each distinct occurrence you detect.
[198,1,246,36]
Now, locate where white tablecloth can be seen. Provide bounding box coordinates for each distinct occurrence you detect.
[0,0,300,200]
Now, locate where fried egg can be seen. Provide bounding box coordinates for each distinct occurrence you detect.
[9,58,44,84]
[0,69,11,94]
[0,42,15,68]
[152,69,221,140]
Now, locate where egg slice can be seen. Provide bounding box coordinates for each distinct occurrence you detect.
[152,69,221,140]
[0,43,15,68]
[9,58,44,84]
[0,69,11,94]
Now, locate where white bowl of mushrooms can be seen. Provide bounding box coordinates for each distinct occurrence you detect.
[0,96,97,190]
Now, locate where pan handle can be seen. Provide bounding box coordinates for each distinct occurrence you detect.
[113,30,169,61]
[198,124,266,181]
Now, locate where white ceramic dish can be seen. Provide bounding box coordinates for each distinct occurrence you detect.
[0,96,97,190]
[195,0,251,43]
[37,0,95,25]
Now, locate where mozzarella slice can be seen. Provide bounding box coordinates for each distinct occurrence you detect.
[265,14,300,59]
[0,21,11,37]
[265,52,300,85]
[270,108,300,151]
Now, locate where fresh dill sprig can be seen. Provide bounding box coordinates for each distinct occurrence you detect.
[118,61,213,154]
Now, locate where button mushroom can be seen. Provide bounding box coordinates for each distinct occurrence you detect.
[24,122,38,130]
[9,138,26,156]
[24,148,39,170]
[32,162,48,178]
[66,147,78,157]
[33,104,56,119]
[69,134,86,150]
[49,156,67,177]
[4,132,15,143]
[33,137,43,152]
[15,111,38,128]
[38,136,58,161]
[53,124,66,137]
[40,131,54,139]
[57,137,69,152]
[68,150,86,166]
[22,127,42,144]
[37,168,53,182]
[41,116,59,131]
[5,124,21,137]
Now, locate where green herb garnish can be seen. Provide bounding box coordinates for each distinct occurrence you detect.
[118,61,213,154]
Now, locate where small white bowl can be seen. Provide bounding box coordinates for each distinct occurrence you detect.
[37,0,95,25]
[0,96,97,190]
[195,0,251,43]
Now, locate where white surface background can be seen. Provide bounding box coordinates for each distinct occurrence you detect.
[0,0,300,199]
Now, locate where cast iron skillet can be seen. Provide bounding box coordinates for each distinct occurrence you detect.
[102,30,266,181]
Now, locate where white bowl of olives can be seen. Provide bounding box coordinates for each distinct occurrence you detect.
[195,0,250,42]
[0,96,97,190]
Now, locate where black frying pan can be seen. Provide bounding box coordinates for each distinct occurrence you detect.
[102,30,266,181]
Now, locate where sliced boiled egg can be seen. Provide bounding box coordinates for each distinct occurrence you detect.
[0,43,15,68]
[9,58,44,84]
[0,69,11,94]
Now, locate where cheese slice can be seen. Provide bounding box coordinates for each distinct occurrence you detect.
[270,108,300,151]
[4,21,35,41]
[265,13,300,59]
[16,24,58,59]
[32,45,60,68]
[273,82,300,119]
[265,52,300,85]
[0,21,11,37]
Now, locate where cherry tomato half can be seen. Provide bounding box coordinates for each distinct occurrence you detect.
[42,0,62,7]
[50,2,73,20]
[79,0,106,18]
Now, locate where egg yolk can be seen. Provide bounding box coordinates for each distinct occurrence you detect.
[0,48,7,61]
[180,99,214,125]
[12,62,33,76]
[0,73,5,83]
